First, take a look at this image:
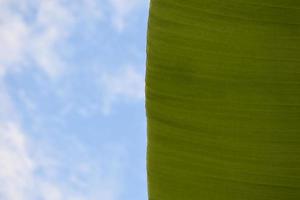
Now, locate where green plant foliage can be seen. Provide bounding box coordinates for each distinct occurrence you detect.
[146,0,300,199]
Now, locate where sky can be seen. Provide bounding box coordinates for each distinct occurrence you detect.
[0,0,149,200]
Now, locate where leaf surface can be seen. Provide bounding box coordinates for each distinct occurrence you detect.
[146,0,300,199]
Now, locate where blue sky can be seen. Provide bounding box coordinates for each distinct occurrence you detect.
[0,0,149,199]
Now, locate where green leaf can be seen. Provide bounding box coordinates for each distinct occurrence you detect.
[146,0,300,199]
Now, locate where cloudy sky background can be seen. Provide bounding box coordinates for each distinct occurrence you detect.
[0,0,149,199]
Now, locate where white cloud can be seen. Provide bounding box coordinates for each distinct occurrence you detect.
[0,0,145,116]
[0,3,29,75]
[0,122,35,200]
[29,0,75,78]
[0,121,124,200]
[0,1,146,199]
[0,56,125,200]
[109,0,142,31]
[0,0,102,78]
[99,65,144,114]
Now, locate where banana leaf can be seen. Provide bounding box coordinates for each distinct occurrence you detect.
[146,0,300,199]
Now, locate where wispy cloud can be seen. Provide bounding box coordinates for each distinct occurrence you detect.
[0,120,125,200]
[0,0,128,192]
[0,72,126,200]
[0,0,144,115]
[109,0,142,31]
[0,78,125,200]
[99,65,145,114]
[0,0,102,78]
[0,0,147,197]
[0,122,34,200]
